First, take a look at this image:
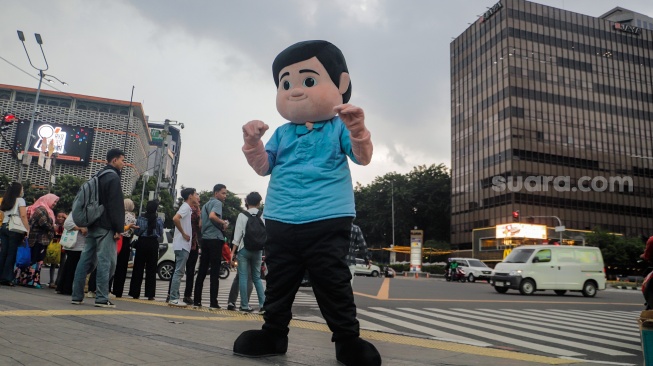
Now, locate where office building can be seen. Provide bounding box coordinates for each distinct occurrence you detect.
[450,0,652,259]
[0,84,150,195]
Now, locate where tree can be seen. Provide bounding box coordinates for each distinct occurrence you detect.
[51,175,85,214]
[354,164,451,249]
[585,227,645,270]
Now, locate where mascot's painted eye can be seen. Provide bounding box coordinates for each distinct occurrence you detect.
[303,77,316,87]
[283,80,291,90]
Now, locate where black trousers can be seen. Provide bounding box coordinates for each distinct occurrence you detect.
[262,217,358,342]
[110,236,132,297]
[184,247,199,298]
[128,236,158,299]
[56,250,81,295]
[194,239,222,307]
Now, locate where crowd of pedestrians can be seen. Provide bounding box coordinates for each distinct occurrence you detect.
[0,147,374,318]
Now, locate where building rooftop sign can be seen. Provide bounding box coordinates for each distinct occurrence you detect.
[614,22,641,35]
[478,2,502,24]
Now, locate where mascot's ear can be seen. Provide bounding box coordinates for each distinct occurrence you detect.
[338,72,350,96]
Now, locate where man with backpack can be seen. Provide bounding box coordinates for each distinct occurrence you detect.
[232,192,266,313]
[71,148,126,308]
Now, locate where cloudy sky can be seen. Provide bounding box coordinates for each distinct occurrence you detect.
[1,0,651,200]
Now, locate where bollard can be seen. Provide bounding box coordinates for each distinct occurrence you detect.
[641,310,653,365]
[426,273,430,278]
[415,272,418,279]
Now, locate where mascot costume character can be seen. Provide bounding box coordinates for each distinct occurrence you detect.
[233,40,382,365]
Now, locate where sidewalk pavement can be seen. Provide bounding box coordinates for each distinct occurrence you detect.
[0,285,610,366]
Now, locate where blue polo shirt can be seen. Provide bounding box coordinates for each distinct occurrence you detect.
[263,116,360,224]
[201,197,224,240]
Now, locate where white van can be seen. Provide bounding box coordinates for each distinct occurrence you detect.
[489,245,606,297]
[449,257,493,282]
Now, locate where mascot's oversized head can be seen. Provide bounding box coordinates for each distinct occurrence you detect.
[272,40,351,124]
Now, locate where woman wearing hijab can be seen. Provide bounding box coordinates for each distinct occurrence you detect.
[110,199,137,297]
[0,182,30,286]
[128,200,163,300]
[16,193,59,288]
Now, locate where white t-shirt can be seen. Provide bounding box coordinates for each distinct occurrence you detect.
[172,202,192,252]
[2,198,26,224]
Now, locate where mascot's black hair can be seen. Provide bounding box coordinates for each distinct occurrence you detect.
[272,40,351,104]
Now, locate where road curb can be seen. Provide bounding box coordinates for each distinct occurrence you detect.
[611,285,641,290]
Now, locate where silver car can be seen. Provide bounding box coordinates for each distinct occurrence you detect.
[350,258,381,277]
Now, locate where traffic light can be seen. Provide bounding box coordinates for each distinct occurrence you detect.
[2,112,19,124]
[512,210,520,222]
[1,112,19,131]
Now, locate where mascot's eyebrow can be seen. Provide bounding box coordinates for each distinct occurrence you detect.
[279,69,320,81]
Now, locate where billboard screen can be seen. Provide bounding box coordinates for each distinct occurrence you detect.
[495,223,547,239]
[13,121,94,165]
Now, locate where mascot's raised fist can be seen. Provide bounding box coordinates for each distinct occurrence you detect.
[242,120,269,147]
[334,104,366,138]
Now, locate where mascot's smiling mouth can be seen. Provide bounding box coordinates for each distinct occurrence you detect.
[288,96,308,101]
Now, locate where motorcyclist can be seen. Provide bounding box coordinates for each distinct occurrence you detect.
[450,260,460,281]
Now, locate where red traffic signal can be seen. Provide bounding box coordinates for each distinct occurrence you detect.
[512,210,520,222]
[2,112,19,124]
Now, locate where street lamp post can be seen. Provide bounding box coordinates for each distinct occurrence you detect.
[16,30,49,182]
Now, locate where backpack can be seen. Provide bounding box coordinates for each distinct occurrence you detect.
[243,211,266,251]
[71,169,116,227]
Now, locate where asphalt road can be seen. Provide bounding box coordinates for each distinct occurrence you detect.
[43,268,646,365]
[294,276,645,365]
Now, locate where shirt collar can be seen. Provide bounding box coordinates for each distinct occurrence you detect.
[294,119,330,136]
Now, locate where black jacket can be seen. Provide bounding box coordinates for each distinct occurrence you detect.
[95,165,125,234]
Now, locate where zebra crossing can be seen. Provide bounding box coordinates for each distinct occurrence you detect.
[125,275,318,307]
[332,308,642,360]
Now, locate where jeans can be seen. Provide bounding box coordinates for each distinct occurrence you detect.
[228,264,253,305]
[169,249,189,301]
[0,225,23,282]
[237,247,265,309]
[194,239,222,307]
[72,227,116,304]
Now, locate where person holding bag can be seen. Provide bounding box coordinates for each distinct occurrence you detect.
[129,200,163,300]
[15,193,58,288]
[0,183,29,286]
[56,212,87,295]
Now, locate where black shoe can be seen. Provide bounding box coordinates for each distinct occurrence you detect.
[94,301,116,308]
[227,303,236,311]
[335,337,382,366]
[233,329,288,357]
[183,297,193,305]
[193,302,203,308]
